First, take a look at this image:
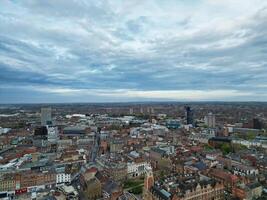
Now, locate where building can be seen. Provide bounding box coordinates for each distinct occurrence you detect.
[110,140,124,153]
[204,113,216,128]
[34,126,48,137]
[207,168,238,192]
[41,107,52,126]
[143,166,154,200]
[127,161,150,178]
[146,180,224,200]
[47,126,59,143]
[253,118,262,129]
[102,179,123,200]
[232,163,258,176]
[107,163,127,182]
[143,169,224,200]
[208,137,232,148]
[63,126,86,136]
[185,106,194,125]
[166,120,180,129]
[0,127,11,135]
[56,173,71,185]
[83,177,102,200]
[232,182,263,200]
[0,174,16,192]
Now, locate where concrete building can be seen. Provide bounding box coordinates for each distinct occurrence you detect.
[127,161,150,178]
[204,113,216,128]
[232,182,263,200]
[110,140,124,153]
[185,106,194,125]
[47,126,59,143]
[41,107,52,126]
[56,173,71,185]
[143,166,224,200]
[83,177,102,200]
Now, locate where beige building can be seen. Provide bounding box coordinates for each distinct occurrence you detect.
[83,177,102,200]
[0,174,16,191]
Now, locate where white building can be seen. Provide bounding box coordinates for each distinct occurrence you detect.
[0,127,11,135]
[127,162,151,178]
[47,126,59,142]
[56,173,71,185]
[232,164,258,176]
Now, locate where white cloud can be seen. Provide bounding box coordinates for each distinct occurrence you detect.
[0,0,267,102]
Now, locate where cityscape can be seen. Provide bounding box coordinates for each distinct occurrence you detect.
[0,103,266,200]
[1,0,267,200]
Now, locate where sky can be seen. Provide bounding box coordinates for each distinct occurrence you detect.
[0,0,267,103]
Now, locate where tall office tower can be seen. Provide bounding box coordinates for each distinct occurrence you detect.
[41,107,52,126]
[185,106,194,125]
[204,112,216,128]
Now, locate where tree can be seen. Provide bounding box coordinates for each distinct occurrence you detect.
[246,132,256,141]
[221,143,231,155]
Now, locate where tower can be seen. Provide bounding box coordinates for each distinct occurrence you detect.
[185,106,194,125]
[143,166,154,200]
[41,107,52,126]
[204,113,216,128]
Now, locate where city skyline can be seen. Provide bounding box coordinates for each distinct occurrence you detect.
[1,0,267,103]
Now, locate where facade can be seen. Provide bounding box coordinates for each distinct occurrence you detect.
[143,166,154,200]
[108,164,127,182]
[110,140,124,153]
[143,169,224,200]
[166,120,180,129]
[253,118,262,129]
[127,161,150,178]
[207,168,238,192]
[47,126,59,143]
[56,173,71,185]
[204,113,216,128]
[41,107,52,126]
[63,126,86,136]
[232,163,258,176]
[83,177,102,200]
[185,106,194,125]
[0,174,16,192]
[232,182,263,200]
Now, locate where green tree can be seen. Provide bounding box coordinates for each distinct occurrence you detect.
[221,143,231,155]
[246,132,256,141]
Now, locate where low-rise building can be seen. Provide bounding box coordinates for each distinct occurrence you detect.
[127,161,150,178]
[56,173,71,185]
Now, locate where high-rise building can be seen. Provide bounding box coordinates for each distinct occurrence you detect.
[41,107,52,126]
[204,112,216,128]
[185,106,194,125]
[253,118,262,129]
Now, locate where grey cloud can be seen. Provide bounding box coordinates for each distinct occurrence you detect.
[0,0,267,102]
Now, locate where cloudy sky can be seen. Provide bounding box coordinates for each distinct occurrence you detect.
[0,0,267,103]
